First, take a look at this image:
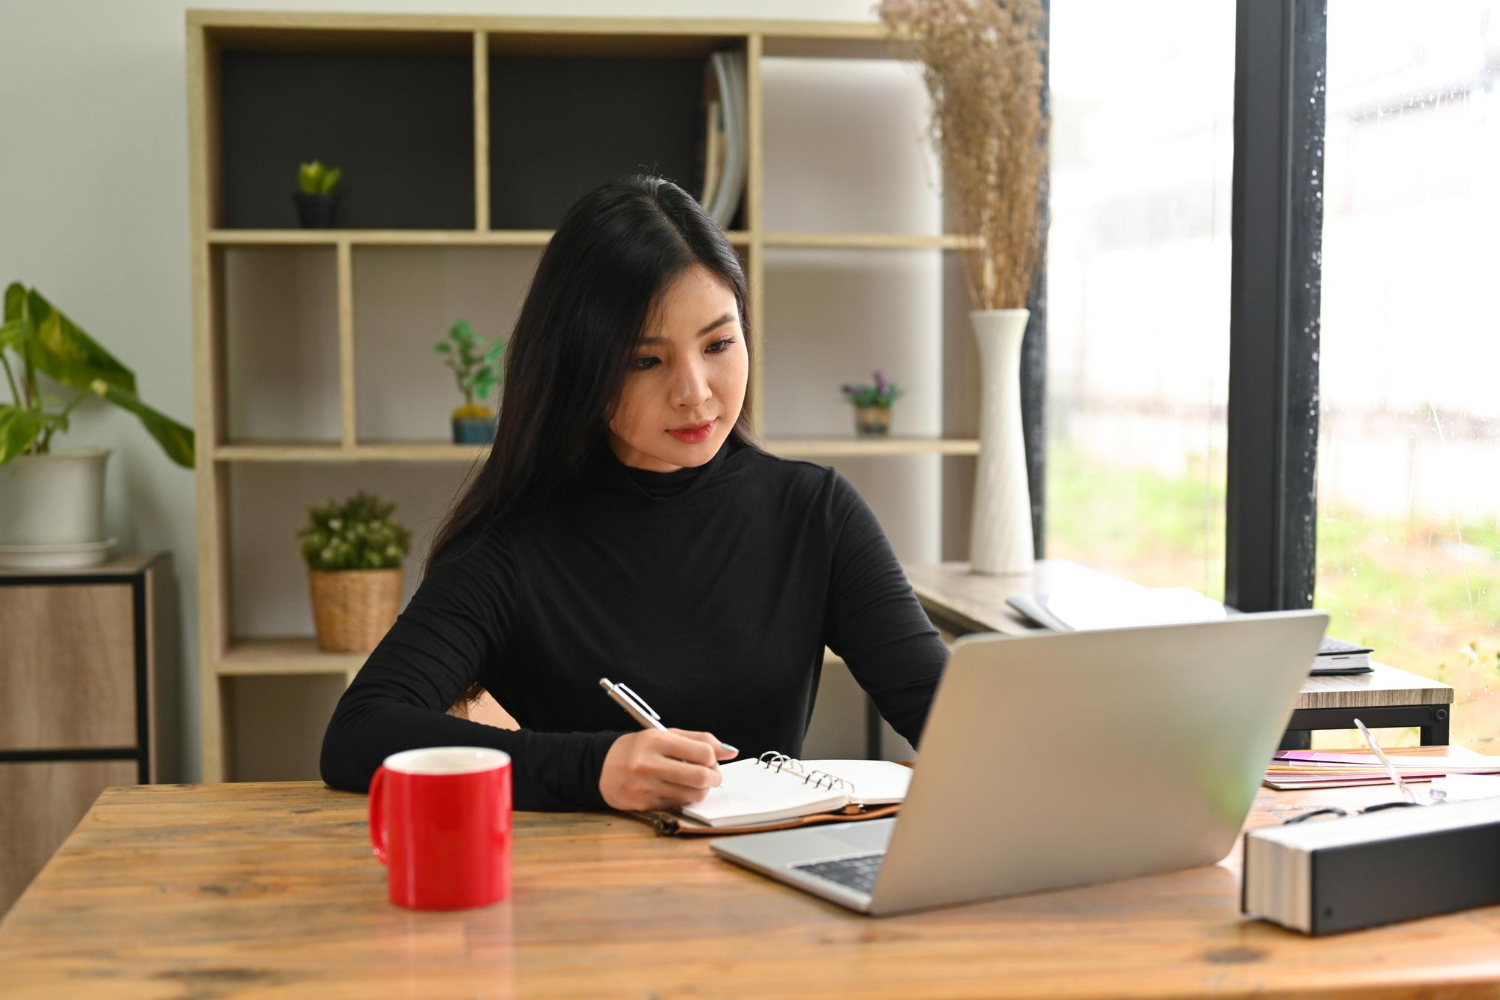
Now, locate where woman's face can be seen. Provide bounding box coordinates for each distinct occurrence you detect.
[607,264,748,472]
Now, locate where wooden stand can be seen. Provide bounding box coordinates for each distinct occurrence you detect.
[902,559,1454,751]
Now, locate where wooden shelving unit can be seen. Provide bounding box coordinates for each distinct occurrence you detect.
[188,10,975,781]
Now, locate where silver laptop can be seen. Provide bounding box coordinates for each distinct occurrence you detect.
[711,611,1328,916]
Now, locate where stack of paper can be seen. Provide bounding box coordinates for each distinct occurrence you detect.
[1264,746,1500,790]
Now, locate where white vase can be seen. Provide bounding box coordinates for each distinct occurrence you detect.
[0,450,113,565]
[969,309,1035,576]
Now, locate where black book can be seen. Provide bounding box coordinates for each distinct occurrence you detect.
[1242,798,1500,934]
[1311,636,1375,675]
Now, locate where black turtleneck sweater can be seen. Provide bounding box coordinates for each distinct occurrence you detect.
[319,433,950,811]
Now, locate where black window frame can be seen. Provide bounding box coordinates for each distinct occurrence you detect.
[1025,0,1328,607]
[1224,0,1327,613]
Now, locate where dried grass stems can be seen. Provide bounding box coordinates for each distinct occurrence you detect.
[879,0,1049,311]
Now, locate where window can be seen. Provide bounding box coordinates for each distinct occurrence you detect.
[1044,1,1236,599]
[1314,0,1500,747]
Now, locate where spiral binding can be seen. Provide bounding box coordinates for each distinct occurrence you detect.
[803,770,854,794]
[757,751,855,798]
[758,751,804,775]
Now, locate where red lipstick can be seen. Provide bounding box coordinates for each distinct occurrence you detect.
[669,420,714,444]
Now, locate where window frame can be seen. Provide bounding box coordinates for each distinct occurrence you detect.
[1029,0,1328,608]
[1224,0,1327,612]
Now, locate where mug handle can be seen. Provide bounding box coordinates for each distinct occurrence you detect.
[367,765,389,866]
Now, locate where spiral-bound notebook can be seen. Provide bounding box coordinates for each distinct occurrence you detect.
[644,753,912,833]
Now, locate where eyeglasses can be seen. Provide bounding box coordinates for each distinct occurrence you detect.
[1283,800,1428,825]
[1280,716,1447,826]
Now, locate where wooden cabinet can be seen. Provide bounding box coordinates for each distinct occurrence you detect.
[0,553,165,916]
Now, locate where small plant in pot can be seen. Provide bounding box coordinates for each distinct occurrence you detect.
[294,160,342,228]
[0,282,194,568]
[840,370,905,437]
[435,319,504,444]
[298,491,412,653]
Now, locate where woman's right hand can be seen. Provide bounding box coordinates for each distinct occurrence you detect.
[599,729,738,812]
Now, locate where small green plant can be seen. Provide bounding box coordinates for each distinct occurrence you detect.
[840,369,905,408]
[435,319,505,419]
[297,160,342,195]
[0,282,194,467]
[298,491,412,571]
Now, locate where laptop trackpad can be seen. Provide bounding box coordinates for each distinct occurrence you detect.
[807,818,896,856]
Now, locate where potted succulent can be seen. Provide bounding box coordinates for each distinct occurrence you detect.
[298,491,412,653]
[435,319,504,444]
[841,370,905,437]
[294,160,342,228]
[0,282,194,568]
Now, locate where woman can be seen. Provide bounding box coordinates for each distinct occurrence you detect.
[320,174,950,812]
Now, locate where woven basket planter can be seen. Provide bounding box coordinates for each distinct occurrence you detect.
[307,567,403,653]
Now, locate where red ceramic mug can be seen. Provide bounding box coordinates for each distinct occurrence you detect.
[367,746,512,910]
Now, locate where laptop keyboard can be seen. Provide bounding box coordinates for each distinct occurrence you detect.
[793,852,886,895]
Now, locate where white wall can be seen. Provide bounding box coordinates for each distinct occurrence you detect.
[0,0,958,780]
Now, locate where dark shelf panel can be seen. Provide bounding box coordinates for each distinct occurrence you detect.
[487,53,737,230]
[220,49,475,229]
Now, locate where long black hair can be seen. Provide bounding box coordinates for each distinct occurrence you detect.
[426,172,757,578]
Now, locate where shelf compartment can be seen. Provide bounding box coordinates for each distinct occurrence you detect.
[213,438,977,462]
[210,229,553,246]
[225,673,348,782]
[760,246,947,441]
[761,56,940,236]
[222,246,342,445]
[768,437,978,457]
[487,46,735,229]
[218,47,474,229]
[212,228,753,246]
[762,232,979,251]
[220,637,363,677]
[351,246,538,444]
[216,442,485,462]
[486,29,744,59]
[225,462,474,643]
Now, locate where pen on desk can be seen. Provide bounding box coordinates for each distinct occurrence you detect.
[1354,717,1416,804]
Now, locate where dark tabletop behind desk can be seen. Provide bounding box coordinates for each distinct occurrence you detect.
[3,781,1500,997]
[902,560,1455,751]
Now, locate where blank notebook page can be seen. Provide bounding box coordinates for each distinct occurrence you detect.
[680,760,851,827]
[799,760,912,805]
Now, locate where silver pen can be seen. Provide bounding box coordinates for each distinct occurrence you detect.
[1354,717,1416,804]
[599,677,669,732]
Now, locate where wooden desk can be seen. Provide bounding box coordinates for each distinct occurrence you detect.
[3,782,1500,997]
[903,560,1454,747]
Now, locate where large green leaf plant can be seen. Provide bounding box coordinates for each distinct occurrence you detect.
[0,282,194,468]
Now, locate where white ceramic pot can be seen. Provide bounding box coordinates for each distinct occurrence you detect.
[0,449,113,566]
[969,309,1035,576]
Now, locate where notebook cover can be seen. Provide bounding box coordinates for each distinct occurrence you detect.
[628,803,901,837]
[1307,820,1500,934]
[1316,636,1375,657]
[1243,808,1500,934]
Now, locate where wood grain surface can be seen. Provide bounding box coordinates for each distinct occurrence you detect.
[2,780,1499,998]
[0,582,136,751]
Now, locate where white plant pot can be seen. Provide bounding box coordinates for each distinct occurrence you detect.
[969,309,1035,576]
[0,449,113,566]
